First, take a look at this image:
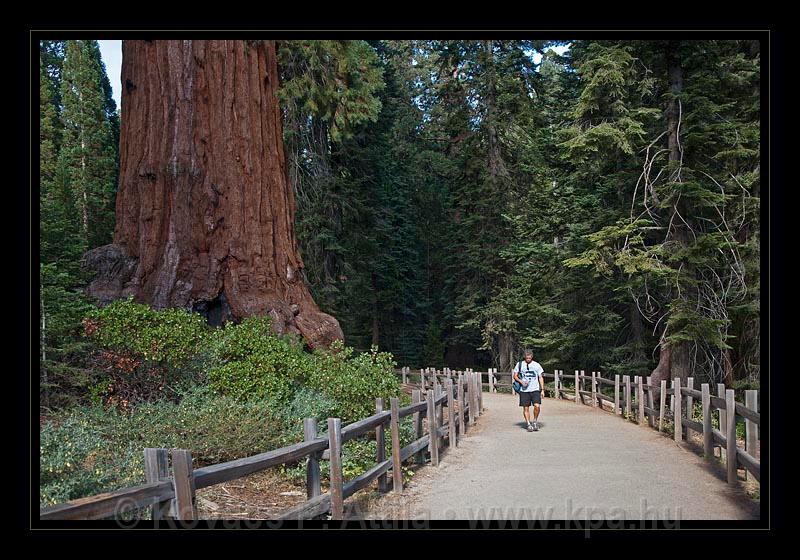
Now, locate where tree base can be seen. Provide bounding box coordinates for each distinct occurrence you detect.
[82,243,343,350]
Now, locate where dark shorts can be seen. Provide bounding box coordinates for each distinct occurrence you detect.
[519,390,541,407]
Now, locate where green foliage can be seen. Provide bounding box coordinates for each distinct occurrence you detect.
[306,341,400,422]
[40,40,119,408]
[40,385,286,507]
[278,40,384,143]
[205,316,303,405]
[40,39,761,508]
[59,40,118,250]
[85,297,211,366]
[82,302,400,422]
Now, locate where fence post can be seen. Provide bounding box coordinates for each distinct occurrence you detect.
[427,389,439,466]
[436,383,445,449]
[673,378,682,442]
[637,377,645,425]
[477,371,483,412]
[725,389,737,484]
[477,371,484,412]
[304,418,322,497]
[144,448,171,520]
[170,449,197,520]
[646,376,655,428]
[402,367,408,385]
[421,369,426,391]
[717,383,727,458]
[390,398,403,492]
[591,372,597,408]
[745,389,759,475]
[327,418,344,519]
[447,378,456,447]
[624,375,631,417]
[469,371,476,418]
[412,389,425,465]
[467,373,476,426]
[375,399,388,493]
[701,383,713,458]
[554,370,560,400]
[457,375,466,436]
[685,377,695,441]
[614,374,620,415]
[574,371,580,404]
[659,380,667,432]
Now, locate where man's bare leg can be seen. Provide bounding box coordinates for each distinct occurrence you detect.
[522,405,531,425]
[533,403,540,422]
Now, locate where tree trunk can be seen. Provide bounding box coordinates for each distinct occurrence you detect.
[652,42,691,385]
[498,332,514,373]
[83,40,343,349]
[371,271,379,347]
[629,300,647,365]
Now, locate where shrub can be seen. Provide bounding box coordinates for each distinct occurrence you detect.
[39,386,287,508]
[205,316,310,405]
[306,341,401,422]
[83,298,212,409]
[84,297,210,366]
[40,412,120,507]
[205,321,401,423]
[275,385,339,445]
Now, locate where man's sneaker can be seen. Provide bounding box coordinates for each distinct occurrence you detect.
[532,422,539,431]
[527,424,534,432]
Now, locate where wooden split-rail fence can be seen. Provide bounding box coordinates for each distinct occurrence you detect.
[398,366,760,485]
[39,371,486,521]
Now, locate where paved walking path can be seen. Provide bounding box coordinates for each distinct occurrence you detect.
[365,392,759,521]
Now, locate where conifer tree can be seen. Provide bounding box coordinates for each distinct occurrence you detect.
[58,40,118,251]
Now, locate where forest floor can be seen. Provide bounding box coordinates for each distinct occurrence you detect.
[195,468,384,520]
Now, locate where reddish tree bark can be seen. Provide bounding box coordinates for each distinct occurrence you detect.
[84,40,343,349]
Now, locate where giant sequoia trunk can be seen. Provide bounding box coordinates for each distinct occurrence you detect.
[83,40,343,349]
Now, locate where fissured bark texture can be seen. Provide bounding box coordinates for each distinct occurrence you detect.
[87,40,343,349]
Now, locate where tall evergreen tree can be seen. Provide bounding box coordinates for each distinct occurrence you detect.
[58,40,118,250]
[39,46,93,408]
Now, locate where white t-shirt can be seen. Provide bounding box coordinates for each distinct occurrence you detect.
[514,360,543,392]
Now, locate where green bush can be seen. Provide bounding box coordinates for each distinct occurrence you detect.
[44,301,407,507]
[205,321,401,423]
[205,316,308,405]
[275,385,339,444]
[40,386,287,508]
[83,298,212,409]
[85,297,211,366]
[306,341,401,422]
[40,412,120,507]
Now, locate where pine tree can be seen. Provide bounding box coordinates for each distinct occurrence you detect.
[59,40,118,251]
[39,46,93,408]
[560,40,759,385]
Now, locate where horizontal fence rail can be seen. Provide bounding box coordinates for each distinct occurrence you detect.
[41,371,486,521]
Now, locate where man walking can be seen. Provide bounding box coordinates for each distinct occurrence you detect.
[513,349,545,432]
